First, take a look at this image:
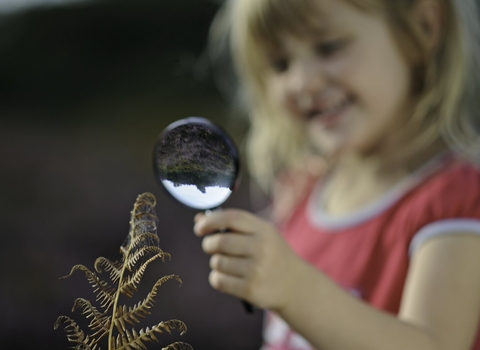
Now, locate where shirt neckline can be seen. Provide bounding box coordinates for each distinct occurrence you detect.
[307,154,452,231]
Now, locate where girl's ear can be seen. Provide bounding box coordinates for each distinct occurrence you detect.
[412,0,444,54]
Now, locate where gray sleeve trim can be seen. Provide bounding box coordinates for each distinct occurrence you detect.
[409,219,480,256]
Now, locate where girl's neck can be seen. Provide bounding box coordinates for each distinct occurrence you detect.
[321,147,447,217]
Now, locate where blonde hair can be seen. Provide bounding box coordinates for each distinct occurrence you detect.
[210,0,480,192]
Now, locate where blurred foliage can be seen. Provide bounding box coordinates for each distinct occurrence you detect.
[0,0,210,113]
[156,122,238,192]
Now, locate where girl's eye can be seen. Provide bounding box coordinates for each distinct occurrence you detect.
[315,39,346,57]
[270,57,289,73]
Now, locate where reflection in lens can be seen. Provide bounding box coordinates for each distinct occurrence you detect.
[161,180,232,210]
[153,117,239,210]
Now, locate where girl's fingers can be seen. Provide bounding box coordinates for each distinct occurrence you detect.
[194,209,264,236]
[202,232,254,256]
[208,269,248,300]
[193,212,204,223]
[210,254,250,277]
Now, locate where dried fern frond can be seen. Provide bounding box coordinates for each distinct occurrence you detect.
[55,192,193,350]
[54,316,99,349]
[162,342,194,350]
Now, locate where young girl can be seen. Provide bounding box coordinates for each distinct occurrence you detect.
[194,0,480,349]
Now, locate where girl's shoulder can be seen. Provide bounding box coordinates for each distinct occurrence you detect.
[411,159,480,208]
[400,158,480,235]
[404,159,480,256]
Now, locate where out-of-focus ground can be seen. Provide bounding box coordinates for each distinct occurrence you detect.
[0,1,265,348]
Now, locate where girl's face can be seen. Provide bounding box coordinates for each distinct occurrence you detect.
[264,0,413,157]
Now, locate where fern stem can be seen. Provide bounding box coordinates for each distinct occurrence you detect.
[108,241,131,349]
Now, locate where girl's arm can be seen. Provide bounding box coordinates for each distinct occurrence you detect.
[194,209,480,350]
[398,234,480,349]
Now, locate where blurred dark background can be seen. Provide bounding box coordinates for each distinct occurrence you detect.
[0,0,265,349]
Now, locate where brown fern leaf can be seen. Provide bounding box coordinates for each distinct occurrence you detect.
[120,234,162,266]
[56,193,193,350]
[130,212,158,232]
[162,342,194,350]
[114,319,188,350]
[113,275,182,335]
[54,316,100,349]
[94,257,123,283]
[72,298,110,339]
[119,252,167,297]
[74,345,97,350]
[128,193,158,239]
[62,264,116,311]
[126,245,170,272]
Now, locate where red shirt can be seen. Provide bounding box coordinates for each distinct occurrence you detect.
[263,159,480,349]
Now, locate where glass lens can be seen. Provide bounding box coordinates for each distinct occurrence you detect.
[153,117,239,210]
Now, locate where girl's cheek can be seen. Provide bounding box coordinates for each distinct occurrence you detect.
[285,102,301,121]
[267,77,286,104]
[269,83,297,118]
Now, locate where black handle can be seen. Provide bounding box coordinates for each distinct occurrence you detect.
[242,300,254,313]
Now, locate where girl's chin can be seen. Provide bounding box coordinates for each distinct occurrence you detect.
[308,124,374,158]
[308,131,351,157]
[310,140,348,160]
[312,138,377,162]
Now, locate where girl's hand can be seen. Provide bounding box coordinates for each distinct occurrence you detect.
[193,209,301,311]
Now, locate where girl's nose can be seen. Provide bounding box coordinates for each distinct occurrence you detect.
[288,59,326,97]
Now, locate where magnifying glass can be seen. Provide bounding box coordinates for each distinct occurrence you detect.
[152,117,253,313]
[153,116,239,210]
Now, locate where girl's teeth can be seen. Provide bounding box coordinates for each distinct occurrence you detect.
[320,99,348,117]
[304,97,350,120]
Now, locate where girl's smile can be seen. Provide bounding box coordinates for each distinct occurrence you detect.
[304,95,354,131]
[264,0,413,158]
